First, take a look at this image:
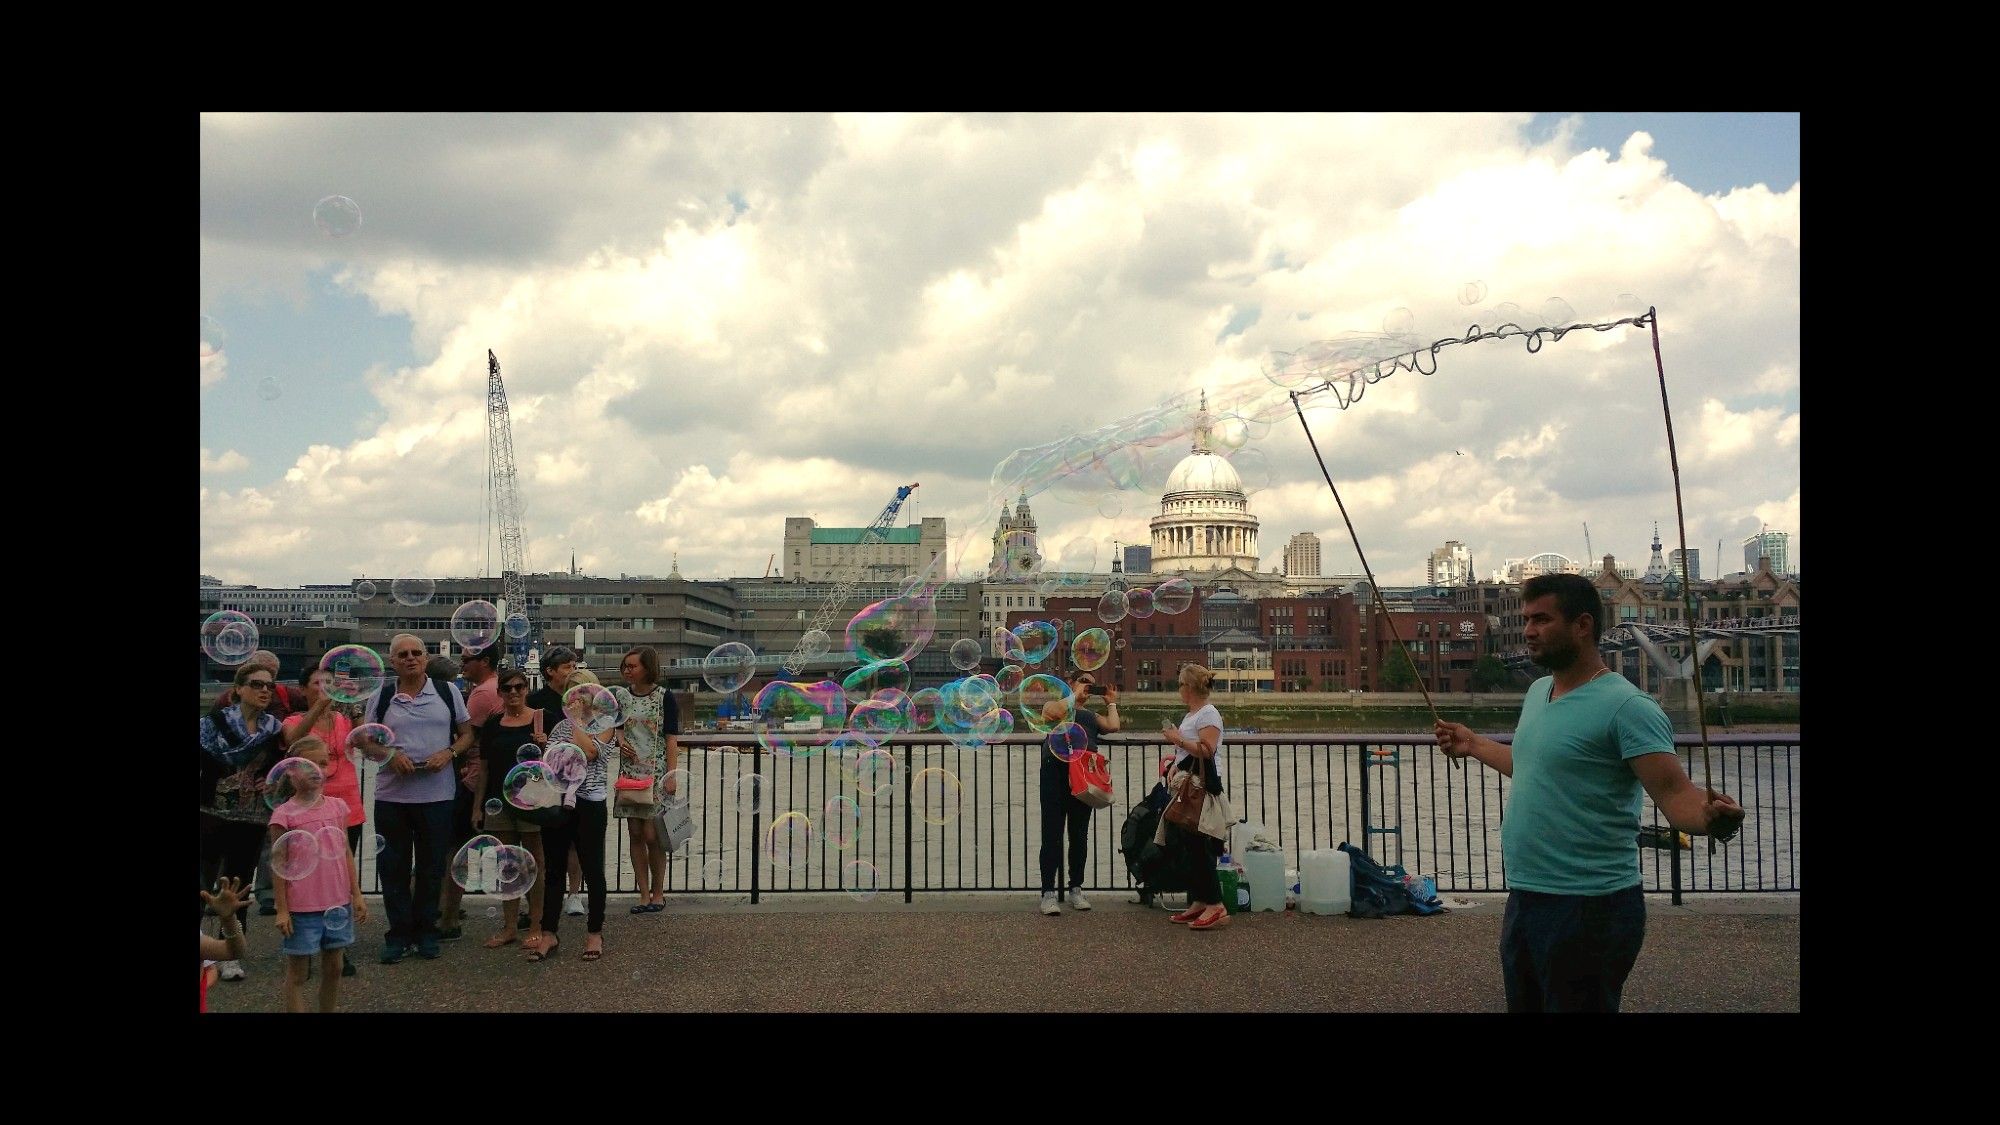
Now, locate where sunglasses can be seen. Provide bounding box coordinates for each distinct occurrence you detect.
[501,683,530,693]
[242,680,275,690]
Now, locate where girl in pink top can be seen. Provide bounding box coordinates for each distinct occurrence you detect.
[282,670,362,829]
[268,738,368,1013]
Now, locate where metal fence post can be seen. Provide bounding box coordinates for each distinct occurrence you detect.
[750,745,762,906]
[903,747,915,904]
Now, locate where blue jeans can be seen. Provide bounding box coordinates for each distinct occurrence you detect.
[1500,885,1646,1012]
[375,799,455,945]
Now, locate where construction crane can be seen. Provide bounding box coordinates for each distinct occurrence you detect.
[1583,522,1593,565]
[765,553,776,579]
[782,482,919,674]
[485,350,530,669]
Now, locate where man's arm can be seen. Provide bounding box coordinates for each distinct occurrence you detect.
[1630,752,1741,836]
[1434,722,1514,776]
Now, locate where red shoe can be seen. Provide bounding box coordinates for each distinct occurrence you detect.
[1169,904,1205,923]
[1188,909,1231,931]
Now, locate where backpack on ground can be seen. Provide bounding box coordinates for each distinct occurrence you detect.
[1337,841,1447,918]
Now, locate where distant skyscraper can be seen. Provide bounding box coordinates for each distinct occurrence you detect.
[1124,545,1152,575]
[1284,532,1322,577]
[1428,540,1472,587]
[1668,548,1700,582]
[1743,530,1789,576]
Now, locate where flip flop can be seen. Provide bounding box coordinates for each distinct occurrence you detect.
[525,941,559,962]
[483,934,517,949]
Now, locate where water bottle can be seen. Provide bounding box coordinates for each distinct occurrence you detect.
[1216,852,1241,916]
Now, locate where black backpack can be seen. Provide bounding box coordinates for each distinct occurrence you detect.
[372,675,464,726]
[1338,841,1446,918]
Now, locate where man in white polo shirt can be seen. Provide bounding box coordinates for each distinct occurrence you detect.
[372,633,476,964]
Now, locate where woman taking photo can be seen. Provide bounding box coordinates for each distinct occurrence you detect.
[1160,663,1229,931]
[471,668,550,952]
[613,646,680,914]
[199,662,295,981]
[1038,671,1120,915]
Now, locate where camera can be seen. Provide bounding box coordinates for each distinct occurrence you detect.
[1088,684,1108,696]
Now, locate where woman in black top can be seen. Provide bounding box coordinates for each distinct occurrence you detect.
[1038,672,1120,915]
[470,670,550,951]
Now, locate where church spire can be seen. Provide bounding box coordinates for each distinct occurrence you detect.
[669,551,683,580]
[1192,390,1212,453]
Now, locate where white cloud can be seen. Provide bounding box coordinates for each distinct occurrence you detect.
[200,113,1799,589]
[200,448,248,473]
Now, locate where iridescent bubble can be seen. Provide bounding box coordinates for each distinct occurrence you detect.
[702,642,758,694]
[991,625,1028,663]
[1226,446,1273,494]
[263,757,324,810]
[1047,720,1090,763]
[271,830,320,882]
[450,835,506,893]
[1212,416,1251,452]
[200,314,227,358]
[823,795,863,850]
[257,377,283,402]
[323,903,350,929]
[994,664,1025,695]
[541,742,586,788]
[515,744,542,763]
[766,811,814,870]
[313,194,363,237]
[347,722,397,764]
[798,629,832,662]
[907,688,942,732]
[1154,577,1195,615]
[320,644,386,704]
[700,858,726,888]
[1096,494,1123,519]
[201,610,259,666]
[948,638,983,672]
[1383,306,1416,336]
[845,593,937,665]
[754,680,845,757]
[1128,588,1156,619]
[563,683,621,736]
[840,660,909,708]
[355,580,377,601]
[915,767,962,826]
[842,859,880,902]
[489,844,538,899]
[1071,628,1112,672]
[503,763,560,812]
[485,798,503,816]
[1012,621,1061,665]
[1096,589,1129,624]
[659,767,689,801]
[852,749,897,797]
[995,529,1043,580]
[504,612,532,641]
[370,833,387,858]
[449,599,500,653]
[391,574,435,608]
[734,774,769,817]
[1541,297,1575,326]
[314,824,348,861]
[1056,539,1097,575]
[1018,674,1074,735]
[1458,280,1488,306]
[486,907,500,918]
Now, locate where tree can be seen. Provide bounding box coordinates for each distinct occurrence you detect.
[1469,655,1510,692]
[1380,652,1419,691]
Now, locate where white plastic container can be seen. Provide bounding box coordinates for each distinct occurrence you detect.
[1241,849,1287,912]
[1300,849,1351,915]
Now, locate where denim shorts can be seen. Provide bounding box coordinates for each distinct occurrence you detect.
[280,906,357,956]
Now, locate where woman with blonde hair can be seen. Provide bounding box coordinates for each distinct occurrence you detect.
[1160,663,1230,930]
[611,647,680,914]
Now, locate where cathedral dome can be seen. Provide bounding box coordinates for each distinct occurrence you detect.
[1163,449,1244,496]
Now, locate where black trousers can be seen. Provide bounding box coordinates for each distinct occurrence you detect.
[375,799,455,944]
[1039,762,1092,892]
[199,815,267,931]
[539,799,608,935]
[1500,885,1647,1012]
[1173,822,1223,904]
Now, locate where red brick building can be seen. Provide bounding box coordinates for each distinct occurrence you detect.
[1368,604,1488,693]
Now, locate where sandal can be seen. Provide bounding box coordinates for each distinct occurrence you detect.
[525,939,559,962]
[483,934,517,949]
[580,947,603,962]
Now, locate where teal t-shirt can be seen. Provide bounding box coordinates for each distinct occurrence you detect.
[1501,672,1675,895]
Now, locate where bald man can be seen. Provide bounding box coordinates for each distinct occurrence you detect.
[371,634,475,963]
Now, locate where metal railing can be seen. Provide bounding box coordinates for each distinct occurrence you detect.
[351,733,1798,902]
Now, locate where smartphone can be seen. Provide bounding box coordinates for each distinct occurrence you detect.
[1088,684,1108,696]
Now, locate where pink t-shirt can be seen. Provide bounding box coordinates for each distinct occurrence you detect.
[269,795,354,914]
[466,678,502,728]
[281,712,362,826]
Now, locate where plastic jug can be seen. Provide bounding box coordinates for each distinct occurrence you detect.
[1300,849,1351,915]
[1217,853,1242,915]
[1241,849,1286,912]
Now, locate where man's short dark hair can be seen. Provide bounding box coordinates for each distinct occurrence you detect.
[460,646,499,669]
[541,646,578,673]
[1522,573,1604,643]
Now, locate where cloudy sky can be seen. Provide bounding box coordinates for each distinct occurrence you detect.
[200,112,1799,590]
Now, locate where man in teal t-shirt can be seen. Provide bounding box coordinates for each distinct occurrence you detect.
[1435,574,1744,1012]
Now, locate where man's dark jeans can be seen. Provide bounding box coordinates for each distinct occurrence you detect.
[375,799,456,945]
[1500,885,1646,1012]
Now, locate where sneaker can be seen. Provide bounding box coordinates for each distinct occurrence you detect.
[416,936,442,960]
[1040,892,1061,916]
[437,926,464,942]
[217,960,246,981]
[341,956,358,978]
[379,941,407,965]
[1067,886,1092,912]
[564,893,586,917]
